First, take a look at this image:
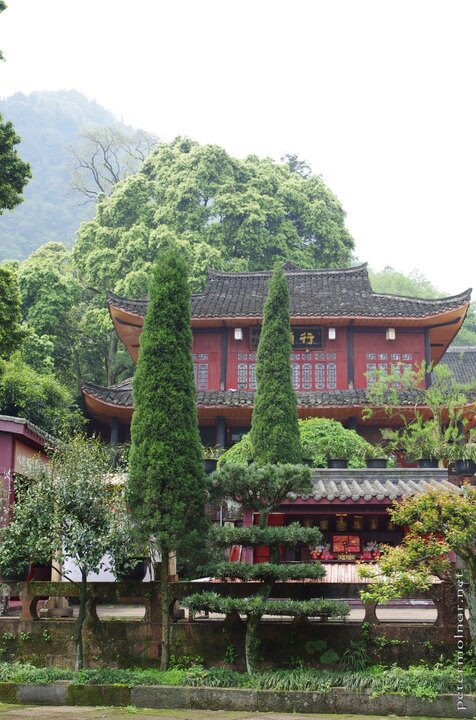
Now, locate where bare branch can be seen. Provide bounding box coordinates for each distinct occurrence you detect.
[68,126,159,202]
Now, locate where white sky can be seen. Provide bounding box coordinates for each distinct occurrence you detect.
[1,0,475,296]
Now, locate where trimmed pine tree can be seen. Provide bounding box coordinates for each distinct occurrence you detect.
[184,463,350,674]
[127,248,206,670]
[250,265,302,465]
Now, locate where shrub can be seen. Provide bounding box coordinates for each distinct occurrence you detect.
[299,418,374,467]
[219,419,375,469]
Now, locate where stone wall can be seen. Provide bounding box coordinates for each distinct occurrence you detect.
[0,579,468,669]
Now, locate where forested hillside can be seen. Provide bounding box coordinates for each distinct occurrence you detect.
[0,90,151,261]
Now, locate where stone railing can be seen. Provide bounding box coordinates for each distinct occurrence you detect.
[0,577,466,668]
[15,577,457,633]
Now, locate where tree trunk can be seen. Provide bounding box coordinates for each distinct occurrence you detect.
[107,333,118,386]
[74,569,88,671]
[245,578,273,675]
[465,574,476,657]
[72,348,82,394]
[160,551,170,671]
[245,613,262,675]
[244,512,277,675]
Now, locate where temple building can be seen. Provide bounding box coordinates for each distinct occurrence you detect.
[82,262,472,448]
[81,262,473,566]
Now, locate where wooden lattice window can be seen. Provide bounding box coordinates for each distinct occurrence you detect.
[237,353,257,389]
[291,352,338,391]
[366,352,413,387]
[192,353,209,390]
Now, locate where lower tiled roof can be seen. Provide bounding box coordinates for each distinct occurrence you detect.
[82,380,427,409]
[0,415,55,446]
[297,468,459,502]
[441,346,476,385]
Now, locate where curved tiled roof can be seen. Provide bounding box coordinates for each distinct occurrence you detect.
[82,379,134,406]
[440,346,476,385]
[107,263,472,319]
[81,379,426,409]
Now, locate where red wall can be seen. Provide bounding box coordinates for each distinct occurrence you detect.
[227,328,253,390]
[192,327,425,393]
[353,331,425,389]
[192,333,221,390]
[226,327,348,391]
[0,434,14,475]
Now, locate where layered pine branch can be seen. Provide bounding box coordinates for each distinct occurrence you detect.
[182,521,350,621]
[184,591,349,619]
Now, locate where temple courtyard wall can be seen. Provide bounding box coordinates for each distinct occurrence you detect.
[0,580,469,669]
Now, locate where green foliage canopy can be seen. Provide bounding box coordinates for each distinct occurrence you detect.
[127,248,207,670]
[299,418,376,467]
[74,137,354,296]
[183,470,350,672]
[369,267,442,299]
[0,246,86,431]
[0,265,23,357]
[219,419,376,469]
[16,243,83,383]
[12,241,134,390]
[0,351,82,433]
[207,523,323,548]
[210,464,311,527]
[183,592,348,619]
[0,433,119,669]
[0,113,30,214]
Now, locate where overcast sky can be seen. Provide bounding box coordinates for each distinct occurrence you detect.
[1,0,475,295]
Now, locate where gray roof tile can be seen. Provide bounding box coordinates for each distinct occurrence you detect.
[0,415,55,446]
[306,468,459,501]
[440,346,476,385]
[82,378,134,406]
[81,380,427,409]
[107,263,471,320]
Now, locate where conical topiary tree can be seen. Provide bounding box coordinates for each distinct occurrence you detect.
[250,265,302,464]
[127,248,206,670]
[184,265,349,674]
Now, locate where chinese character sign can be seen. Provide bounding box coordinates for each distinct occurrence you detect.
[252,326,323,350]
[293,327,323,349]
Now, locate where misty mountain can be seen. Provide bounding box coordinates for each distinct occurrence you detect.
[0,90,129,261]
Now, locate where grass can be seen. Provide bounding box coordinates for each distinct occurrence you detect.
[0,660,474,699]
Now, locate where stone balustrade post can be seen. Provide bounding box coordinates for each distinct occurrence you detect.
[19,584,39,621]
[363,600,378,626]
[143,582,161,623]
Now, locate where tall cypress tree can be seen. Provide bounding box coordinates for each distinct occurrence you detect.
[251,265,302,464]
[127,248,206,669]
